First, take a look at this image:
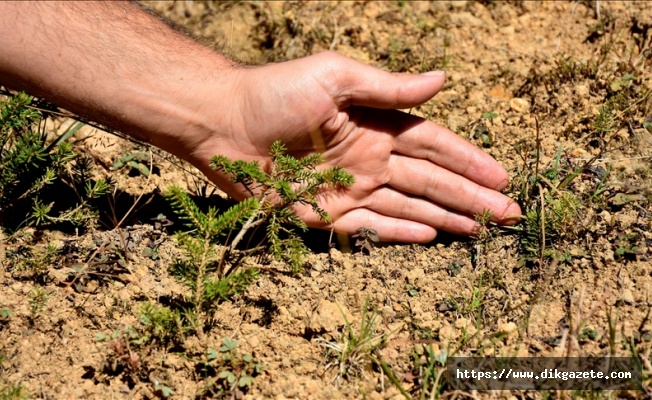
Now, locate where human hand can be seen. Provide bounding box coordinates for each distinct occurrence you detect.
[0,3,518,243]
[191,52,521,243]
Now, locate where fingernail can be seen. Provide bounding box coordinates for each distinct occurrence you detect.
[421,70,445,77]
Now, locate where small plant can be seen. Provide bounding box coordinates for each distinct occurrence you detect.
[516,56,598,102]
[435,35,454,70]
[447,275,486,325]
[406,283,420,297]
[472,209,494,269]
[96,325,176,395]
[410,345,448,400]
[319,302,411,397]
[592,104,615,136]
[521,191,582,263]
[468,113,497,148]
[112,151,151,177]
[351,227,379,254]
[196,338,264,398]
[101,332,143,381]
[614,232,642,260]
[0,93,110,231]
[610,73,635,92]
[0,307,12,321]
[5,241,58,281]
[153,381,174,398]
[137,301,184,346]
[27,287,49,321]
[166,140,353,334]
[446,260,463,277]
[473,208,494,242]
[510,132,603,266]
[319,302,388,382]
[643,116,652,133]
[96,304,183,388]
[0,382,28,400]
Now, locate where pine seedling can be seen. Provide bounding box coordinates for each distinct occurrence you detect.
[27,287,49,321]
[592,104,615,136]
[521,191,582,262]
[211,140,354,272]
[166,140,354,333]
[167,186,260,332]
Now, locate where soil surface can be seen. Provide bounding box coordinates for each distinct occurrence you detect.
[2,1,652,399]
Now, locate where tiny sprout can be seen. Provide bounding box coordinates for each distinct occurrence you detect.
[643,116,652,134]
[220,338,239,353]
[150,213,173,230]
[1,306,14,320]
[154,381,174,398]
[352,227,379,254]
[469,117,494,147]
[406,284,419,297]
[473,209,494,241]
[207,348,219,361]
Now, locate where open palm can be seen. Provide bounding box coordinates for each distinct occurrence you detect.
[194,52,521,243]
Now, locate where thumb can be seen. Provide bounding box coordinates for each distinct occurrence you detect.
[320,52,446,109]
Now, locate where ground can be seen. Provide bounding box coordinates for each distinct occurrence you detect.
[1,1,652,399]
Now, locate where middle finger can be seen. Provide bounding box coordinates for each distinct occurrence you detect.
[387,154,520,222]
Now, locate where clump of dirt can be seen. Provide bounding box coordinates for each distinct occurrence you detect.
[2,1,651,399]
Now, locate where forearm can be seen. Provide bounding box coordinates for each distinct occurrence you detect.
[0,1,237,157]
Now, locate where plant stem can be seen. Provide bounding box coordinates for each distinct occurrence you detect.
[193,232,211,337]
[229,213,264,253]
[224,195,269,266]
[373,355,412,400]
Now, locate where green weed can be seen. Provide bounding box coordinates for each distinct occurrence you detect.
[0,383,28,400]
[613,232,642,260]
[196,338,264,399]
[100,330,145,385]
[510,132,604,266]
[521,190,583,263]
[0,345,27,400]
[137,301,185,346]
[27,287,49,321]
[319,302,388,383]
[516,56,598,102]
[112,151,151,177]
[449,276,487,326]
[592,104,615,136]
[410,345,447,400]
[318,301,410,398]
[0,93,110,231]
[96,324,179,397]
[468,113,498,148]
[473,208,494,242]
[0,307,12,322]
[5,240,58,282]
[351,227,379,254]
